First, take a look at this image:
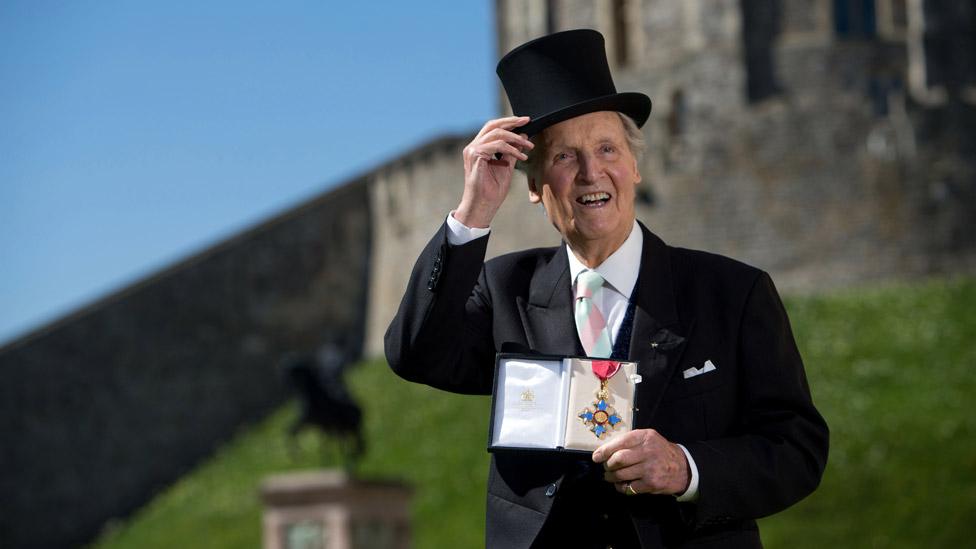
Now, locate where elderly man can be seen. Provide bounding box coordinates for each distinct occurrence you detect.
[386,30,828,548]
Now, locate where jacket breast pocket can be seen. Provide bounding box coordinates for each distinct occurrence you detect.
[661,354,731,402]
[652,355,735,441]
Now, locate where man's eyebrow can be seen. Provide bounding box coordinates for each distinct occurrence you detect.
[542,135,564,148]
[545,141,571,153]
[545,137,620,152]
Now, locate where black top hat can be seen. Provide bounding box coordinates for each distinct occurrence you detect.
[496,29,651,136]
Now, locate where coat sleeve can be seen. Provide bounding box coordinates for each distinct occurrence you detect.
[384,222,498,395]
[682,272,829,527]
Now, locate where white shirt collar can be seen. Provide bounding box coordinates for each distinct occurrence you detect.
[566,220,643,299]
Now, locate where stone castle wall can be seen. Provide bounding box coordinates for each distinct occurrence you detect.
[0,181,371,547]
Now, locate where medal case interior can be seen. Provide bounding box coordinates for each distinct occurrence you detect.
[488,352,640,454]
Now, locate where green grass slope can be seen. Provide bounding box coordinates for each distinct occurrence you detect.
[758,277,976,547]
[91,277,976,548]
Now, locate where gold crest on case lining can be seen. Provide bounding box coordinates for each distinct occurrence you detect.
[517,388,536,412]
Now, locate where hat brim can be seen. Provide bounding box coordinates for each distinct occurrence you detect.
[517,92,652,137]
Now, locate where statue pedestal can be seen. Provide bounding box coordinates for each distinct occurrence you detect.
[260,470,412,549]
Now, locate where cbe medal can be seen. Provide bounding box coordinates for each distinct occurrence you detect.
[578,360,624,438]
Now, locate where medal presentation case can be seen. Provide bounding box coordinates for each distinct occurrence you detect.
[488,353,641,454]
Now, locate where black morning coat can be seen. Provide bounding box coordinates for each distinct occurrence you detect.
[385,220,829,548]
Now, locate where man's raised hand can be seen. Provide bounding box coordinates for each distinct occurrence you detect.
[454,116,533,229]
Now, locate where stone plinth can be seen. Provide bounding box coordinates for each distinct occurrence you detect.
[260,470,412,549]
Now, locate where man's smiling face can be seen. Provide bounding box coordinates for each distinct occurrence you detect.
[529,111,642,256]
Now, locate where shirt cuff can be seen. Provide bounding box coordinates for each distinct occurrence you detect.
[446,211,491,246]
[675,444,700,502]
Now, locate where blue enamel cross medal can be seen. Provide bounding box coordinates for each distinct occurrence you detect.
[578,360,624,439]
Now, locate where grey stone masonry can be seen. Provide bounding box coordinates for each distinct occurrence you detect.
[0,181,371,548]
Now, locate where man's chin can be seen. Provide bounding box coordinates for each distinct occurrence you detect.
[565,225,627,248]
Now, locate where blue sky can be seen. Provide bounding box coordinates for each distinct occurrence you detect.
[0,1,496,344]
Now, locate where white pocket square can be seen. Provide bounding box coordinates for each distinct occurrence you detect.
[683,359,717,379]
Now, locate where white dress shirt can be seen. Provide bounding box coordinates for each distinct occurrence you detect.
[446,212,700,501]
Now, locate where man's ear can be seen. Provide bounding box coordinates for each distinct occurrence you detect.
[528,176,542,204]
[632,157,642,185]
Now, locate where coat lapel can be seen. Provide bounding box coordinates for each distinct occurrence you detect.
[628,223,692,423]
[517,246,579,355]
